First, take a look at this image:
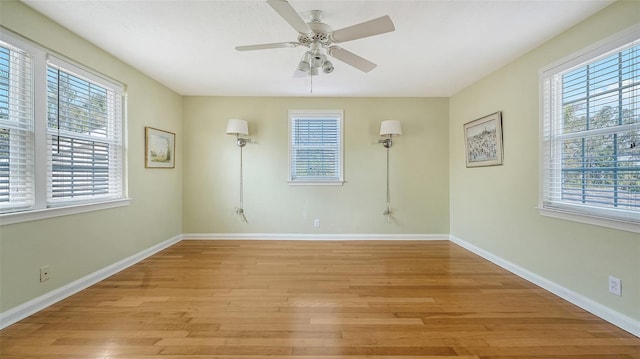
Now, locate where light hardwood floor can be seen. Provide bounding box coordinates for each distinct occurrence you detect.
[1,240,639,358]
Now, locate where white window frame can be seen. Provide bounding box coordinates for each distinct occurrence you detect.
[538,25,640,233]
[288,109,344,185]
[0,37,35,213]
[0,30,129,226]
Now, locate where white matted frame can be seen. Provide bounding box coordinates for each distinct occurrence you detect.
[464,111,503,168]
[145,127,175,168]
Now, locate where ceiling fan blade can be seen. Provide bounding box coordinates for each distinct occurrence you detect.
[330,15,395,43]
[328,46,377,73]
[235,42,300,51]
[267,0,312,34]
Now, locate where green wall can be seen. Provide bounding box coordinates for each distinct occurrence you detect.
[0,1,183,312]
[182,96,450,235]
[449,1,640,322]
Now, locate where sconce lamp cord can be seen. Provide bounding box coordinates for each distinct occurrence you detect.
[383,140,392,222]
[236,135,248,223]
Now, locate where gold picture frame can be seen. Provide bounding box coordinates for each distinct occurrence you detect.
[145,127,175,168]
[464,111,503,167]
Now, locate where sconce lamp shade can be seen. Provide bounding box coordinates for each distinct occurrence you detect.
[379,120,402,136]
[226,119,249,136]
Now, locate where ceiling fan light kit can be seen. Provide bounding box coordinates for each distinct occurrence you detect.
[236,0,395,78]
[322,60,334,74]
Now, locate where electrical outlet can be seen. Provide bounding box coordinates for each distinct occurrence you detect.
[608,275,621,296]
[40,266,50,282]
[314,219,320,228]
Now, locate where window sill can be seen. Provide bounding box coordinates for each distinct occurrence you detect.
[0,198,131,226]
[288,181,345,186]
[538,206,640,234]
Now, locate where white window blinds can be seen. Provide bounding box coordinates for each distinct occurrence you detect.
[46,58,124,205]
[0,41,34,213]
[289,110,344,184]
[541,35,639,225]
[0,31,128,223]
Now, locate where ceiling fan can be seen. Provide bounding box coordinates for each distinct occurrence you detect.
[235,0,395,76]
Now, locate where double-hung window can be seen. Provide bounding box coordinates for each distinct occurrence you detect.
[289,110,344,185]
[540,28,639,232]
[46,58,124,206]
[0,41,33,213]
[0,31,126,224]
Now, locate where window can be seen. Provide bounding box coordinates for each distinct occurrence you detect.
[540,29,639,232]
[46,60,124,206]
[0,31,127,224]
[0,41,34,213]
[289,110,344,185]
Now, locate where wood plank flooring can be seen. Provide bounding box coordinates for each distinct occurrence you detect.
[1,240,639,358]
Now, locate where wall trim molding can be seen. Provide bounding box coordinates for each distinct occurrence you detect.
[2,232,637,338]
[449,234,640,338]
[0,233,443,329]
[0,234,182,330]
[182,233,448,241]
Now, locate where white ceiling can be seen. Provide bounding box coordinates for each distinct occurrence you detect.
[22,0,613,97]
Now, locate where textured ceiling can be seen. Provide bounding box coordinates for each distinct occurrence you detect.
[22,0,614,97]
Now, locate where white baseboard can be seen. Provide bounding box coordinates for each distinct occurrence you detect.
[183,233,448,241]
[449,234,640,338]
[0,233,441,329]
[3,232,637,338]
[0,234,182,330]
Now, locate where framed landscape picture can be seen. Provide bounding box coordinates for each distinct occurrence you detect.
[464,111,503,168]
[145,127,175,168]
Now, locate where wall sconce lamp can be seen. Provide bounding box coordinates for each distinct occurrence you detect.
[379,120,402,221]
[226,119,251,222]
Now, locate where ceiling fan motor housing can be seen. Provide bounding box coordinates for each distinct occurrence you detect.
[298,15,333,46]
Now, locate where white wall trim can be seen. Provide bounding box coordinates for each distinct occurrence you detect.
[0,198,132,226]
[3,232,637,338]
[182,233,448,241]
[0,233,441,329]
[0,234,181,330]
[449,234,640,338]
[537,207,639,234]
